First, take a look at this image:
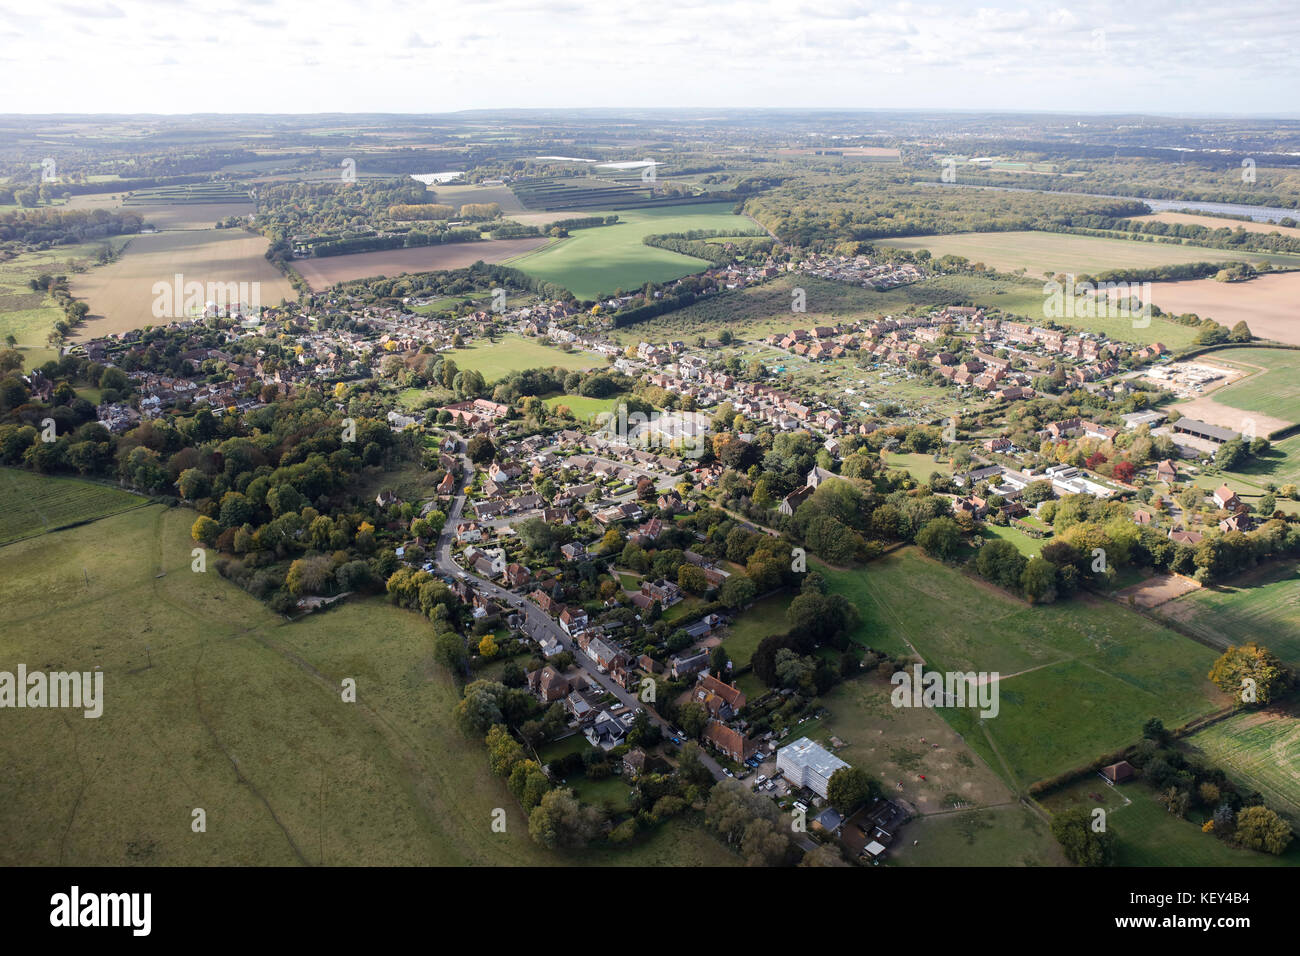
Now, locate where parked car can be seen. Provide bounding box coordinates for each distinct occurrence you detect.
[756,774,767,785]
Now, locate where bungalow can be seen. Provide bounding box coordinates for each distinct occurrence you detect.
[1169,529,1204,546]
[560,541,588,562]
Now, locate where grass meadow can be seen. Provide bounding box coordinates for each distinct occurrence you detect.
[0,467,148,544]
[817,548,1224,788]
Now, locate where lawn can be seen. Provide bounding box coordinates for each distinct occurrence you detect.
[720,592,793,668]
[883,452,952,483]
[0,467,148,545]
[0,504,736,866]
[1187,704,1300,825]
[887,805,1068,867]
[1040,778,1299,866]
[544,392,626,422]
[514,203,756,300]
[817,548,1225,788]
[1155,560,1300,667]
[981,522,1044,557]
[446,334,602,382]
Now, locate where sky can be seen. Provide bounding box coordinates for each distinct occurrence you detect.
[2,0,1298,115]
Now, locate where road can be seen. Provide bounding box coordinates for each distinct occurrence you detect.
[433,445,728,784]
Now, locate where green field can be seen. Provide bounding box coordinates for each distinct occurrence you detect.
[1188,706,1300,825]
[0,504,736,866]
[818,548,1224,787]
[1041,778,1299,866]
[1156,560,1300,666]
[888,805,1068,867]
[610,272,1197,349]
[882,231,1300,278]
[0,468,148,545]
[543,392,626,421]
[720,592,793,667]
[1219,434,1300,492]
[0,239,131,364]
[447,334,603,382]
[1204,347,1300,427]
[981,522,1045,557]
[514,203,755,300]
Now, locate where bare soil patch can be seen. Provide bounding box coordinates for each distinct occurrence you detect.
[1170,395,1293,436]
[1141,272,1300,346]
[1117,572,1199,609]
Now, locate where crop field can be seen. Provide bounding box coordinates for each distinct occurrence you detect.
[817,548,1223,788]
[881,231,1300,277]
[292,237,550,291]
[1155,561,1300,666]
[1133,211,1300,241]
[513,203,757,300]
[1199,347,1300,427]
[1041,778,1299,866]
[0,504,736,866]
[123,182,252,205]
[0,468,147,545]
[1187,706,1300,824]
[68,230,294,341]
[448,334,602,382]
[1130,273,1300,346]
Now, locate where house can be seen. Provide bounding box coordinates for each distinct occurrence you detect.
[1169,529,1204,546]
[1155,459,1177,483]
[1212,484,1241,510]
[637,654,663,675]
[703,720,756,762]
[670,649,709,680]
[504,563,532,588]
[693,673,747,720]
[566,691,594,722]
[585,709,629,749]
[1220,513,1255,533]
[560,542,588,562]
[527,665,571,703]
[641,579,682,606]
[559,606,588,636]
[777,736,850,799]
[583,636,623,671]
[437,471,456,495]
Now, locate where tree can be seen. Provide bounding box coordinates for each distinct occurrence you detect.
[826,766,879,815]
[916,516,962,561]
[528,788,607,849]
[1050,806,1115,866]
[976,538,1027,590]
[704,779,796,866]
[677,701,708,739]
[800,844,849,867]
[1234,806,1292,855]
[1208,643,1293,706]
[478,634,499,659]
[1021,556,1057,604]
[718,573,756,609]
[677,563,708,594]
[286,555,333,596]
[467,435,495,464]
[190,515,220,547]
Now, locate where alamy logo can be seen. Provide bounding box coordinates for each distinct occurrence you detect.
[890,664,999,718]
[50,886,150,936]
[152,273,261,320]
[0,665,103,718]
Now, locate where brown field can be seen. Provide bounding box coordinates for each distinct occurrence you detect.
[775,146,900,158]
[1140,272,1300,346]
[293,237,550,290]
[429,183,528,214]
[1116,572,1200,609]
[68,231,293,340]
[1169,394,1293,436]
[135,202,256,231]
[1134,212,1300,240]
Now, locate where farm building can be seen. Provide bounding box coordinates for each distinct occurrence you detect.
[1172,417,1239,445]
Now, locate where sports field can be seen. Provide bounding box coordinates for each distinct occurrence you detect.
[0,467,147,544]
[0,503,736,866]
[882,231,1300,277]
[818,548,1223,788]
[449,334,602,382]
[68,230,293,341]
[513,202,759,300]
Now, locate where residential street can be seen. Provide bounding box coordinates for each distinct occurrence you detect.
[433,447,728,783]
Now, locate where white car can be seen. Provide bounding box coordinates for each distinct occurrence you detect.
[756,774,767,785]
